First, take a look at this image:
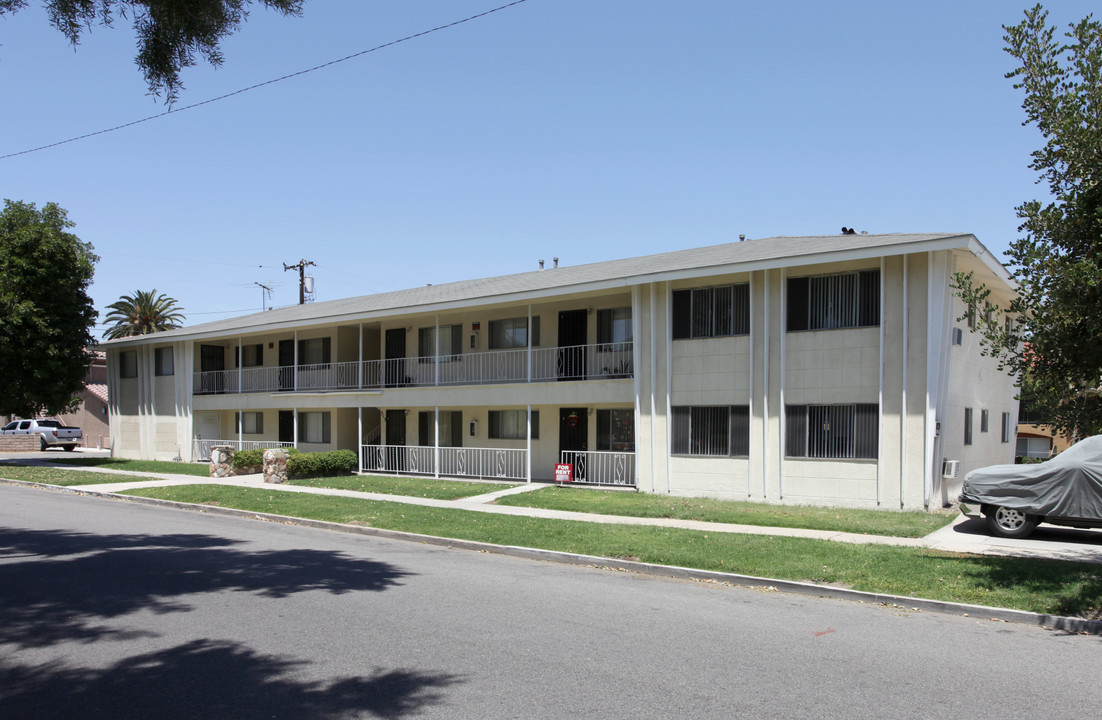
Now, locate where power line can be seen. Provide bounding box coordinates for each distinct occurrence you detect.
[1,0,531,160]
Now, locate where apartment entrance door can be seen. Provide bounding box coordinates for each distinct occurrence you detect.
[559,407,588,480]
[385,329,406,387]
[557,309,587,380]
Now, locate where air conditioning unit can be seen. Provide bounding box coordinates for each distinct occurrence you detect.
[942,459,960,478]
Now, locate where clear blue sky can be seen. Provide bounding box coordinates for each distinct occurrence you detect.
[1,1,1094,337]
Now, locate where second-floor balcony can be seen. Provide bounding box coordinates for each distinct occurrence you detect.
[194,342,633,395]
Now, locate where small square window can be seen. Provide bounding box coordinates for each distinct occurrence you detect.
[980,410,989,433]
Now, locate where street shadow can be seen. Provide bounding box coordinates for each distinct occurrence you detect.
[951,515,1102,545]
[0,639,465,719]
[0,527,412,649]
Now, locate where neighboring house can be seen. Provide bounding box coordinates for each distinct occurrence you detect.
[103,232,1016,510]
[1015,395,1073,461]
[6,351,111,448]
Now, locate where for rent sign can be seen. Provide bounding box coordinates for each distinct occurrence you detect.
[554,463,573,483]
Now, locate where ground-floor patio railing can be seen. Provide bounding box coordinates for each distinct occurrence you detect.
[359,444,528,481]
[192,439,294,463]
[560,450,636,486]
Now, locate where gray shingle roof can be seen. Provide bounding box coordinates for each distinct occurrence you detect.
[106,232,980,344]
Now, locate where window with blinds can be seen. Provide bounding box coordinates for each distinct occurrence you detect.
[672,283,750,339]
[671,405,749,456]
[785,404,877,459]
[787,270,879,331]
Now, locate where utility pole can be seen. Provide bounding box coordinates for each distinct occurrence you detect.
[283,259,315,305]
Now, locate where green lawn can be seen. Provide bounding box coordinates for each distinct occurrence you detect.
[495,487,955,538]
[288,474,520,500]
[0,464,163,486]
[50,457,210,476]
[121,484,1102,618]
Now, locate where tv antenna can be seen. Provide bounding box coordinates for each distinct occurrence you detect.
[255,281,274,311]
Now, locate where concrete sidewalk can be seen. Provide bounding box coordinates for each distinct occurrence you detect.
[8,459,1102,564]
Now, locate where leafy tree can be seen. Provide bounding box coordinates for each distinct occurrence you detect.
[0,1,304,102]
[954,4,1102,440]
[102,289,185,339]
[0,199,98,418]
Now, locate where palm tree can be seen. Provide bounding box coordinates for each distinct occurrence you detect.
[102,290,185,339]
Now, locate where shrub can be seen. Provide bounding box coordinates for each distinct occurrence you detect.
[232,449,265,469]
[287,449,357,477]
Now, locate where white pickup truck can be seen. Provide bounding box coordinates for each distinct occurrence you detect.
[1,418,83,451]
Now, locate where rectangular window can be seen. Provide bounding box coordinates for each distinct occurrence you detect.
[418,325,463,360]
[967,303,976,329]
[1001,412,1011,443]
[234,343,263,368]
[488,409,539,439]
[417,411,463,447]
[671,406,749,456]
[980,409,989,433]
[597,308,633,345]
[787,270,880,331]
[154,347,174,376]
[785,404,878,459]
[489,317,540,349]
[235,411,264,435]
[298,411,331,444]
[964,408,973,446]
[298,337,331,365]
[119,350,138,378]
[672,283,750,339]
[596,408,635,452]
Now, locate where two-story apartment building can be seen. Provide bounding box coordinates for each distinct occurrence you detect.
[104,232,1017,510]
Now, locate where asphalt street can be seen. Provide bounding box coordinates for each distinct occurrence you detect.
[2,483,1100,719]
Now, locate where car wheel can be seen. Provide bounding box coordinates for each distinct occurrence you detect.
[985,505,1039,538]
[39,436,47,452]
[63,444,75,452]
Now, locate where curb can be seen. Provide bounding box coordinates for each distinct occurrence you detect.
[7,478,1099,636]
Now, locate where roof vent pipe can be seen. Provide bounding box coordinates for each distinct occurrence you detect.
[553,257,559,268]
[539,259,545,270]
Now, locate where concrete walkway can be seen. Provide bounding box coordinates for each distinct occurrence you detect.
[6,458,1102,564]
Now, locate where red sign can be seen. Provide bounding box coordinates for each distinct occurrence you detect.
[554,463,573,483]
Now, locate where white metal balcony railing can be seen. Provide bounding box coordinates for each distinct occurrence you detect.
[359,444,528,481]
[194,342,632,395]
[559,450,636,486]
[192,439,294,462]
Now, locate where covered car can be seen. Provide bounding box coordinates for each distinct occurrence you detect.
[959,435,1102,538]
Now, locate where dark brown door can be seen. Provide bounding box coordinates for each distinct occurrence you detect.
[200,344,225,393]
[385,328,406,387]
[559,407,588,480]
[557,309,587,380]
[278,339,294,391]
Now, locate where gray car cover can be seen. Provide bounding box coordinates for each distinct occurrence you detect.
[960,435,1102,519]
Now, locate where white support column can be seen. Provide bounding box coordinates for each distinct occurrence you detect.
[293,331,299,393]
[901,255,909,508]
[293,407,299,450]
[878,256,885,506]
[763,270,771,499]
[748,272,755,498]
[649,282,658,494]
[434,406,440,479]
[434,316,440,387]
[357,406,363,473]
[358,324,364,389]
[526,404,532,483]
[237,337,242,394]
[664,285,673,495]
[778,268,787,500]
[527,305,533,383]
[630,284,642,490]
[237,407,242,450]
